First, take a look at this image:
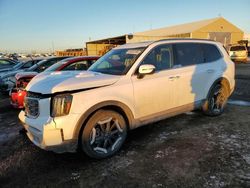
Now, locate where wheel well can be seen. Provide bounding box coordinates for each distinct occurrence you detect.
[76,104,132,150]
[98,105,131,130]
[208,77,231,98]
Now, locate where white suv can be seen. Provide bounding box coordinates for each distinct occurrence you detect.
[19,39,235,159]
[228,45,248,63]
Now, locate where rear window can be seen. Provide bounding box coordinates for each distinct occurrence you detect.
[173,43,204,66]
[230,46,246,51]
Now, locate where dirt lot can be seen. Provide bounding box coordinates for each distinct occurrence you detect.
[0,63,250,188]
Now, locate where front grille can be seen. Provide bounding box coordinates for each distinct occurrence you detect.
[25,97,39,118]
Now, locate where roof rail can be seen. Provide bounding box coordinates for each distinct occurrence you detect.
[155,38,215,43]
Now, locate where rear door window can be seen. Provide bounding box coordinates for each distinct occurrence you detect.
[173,43,204,67]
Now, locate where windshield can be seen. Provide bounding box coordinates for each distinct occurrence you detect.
[88,48,145,75]
[13,62,23,70]
[44,57,73,72]
[45,61,64,72]
[27,59,46,71]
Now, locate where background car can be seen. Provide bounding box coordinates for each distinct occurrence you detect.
[10,56,99,108]
[0,56,69,93]
[0,58,18,70]
[229,45,248,63]
[0,58,43,76]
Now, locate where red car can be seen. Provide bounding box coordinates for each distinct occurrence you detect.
[10,56,99,108]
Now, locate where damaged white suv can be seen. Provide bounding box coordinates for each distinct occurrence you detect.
[19,39,235,159]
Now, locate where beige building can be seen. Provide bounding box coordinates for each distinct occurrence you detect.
[243,33,250,43]
[56,48,87,57]
[86,17,244,56]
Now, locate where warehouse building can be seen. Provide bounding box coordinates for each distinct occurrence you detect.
[86,17,244,56]
[56,48,87,56]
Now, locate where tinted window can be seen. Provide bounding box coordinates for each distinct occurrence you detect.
[0,59,13,65]
[45,61,64,72]
[141,44,173,71]
[22,61,33,68]
[230,46,246,51]
[202,44,222,62]
[13,62,23,69]
[35,59,58,72]
[173,43,204,67]
[63,60,89,71]
[89,60,97,67]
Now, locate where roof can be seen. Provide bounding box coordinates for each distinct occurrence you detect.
[61,56,100,62]
[115,38,221,50]
[134,17,222,37]
[114,41,153,49]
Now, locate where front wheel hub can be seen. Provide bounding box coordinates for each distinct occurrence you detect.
[90,117,124,154]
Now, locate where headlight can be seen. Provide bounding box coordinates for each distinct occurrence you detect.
[51,94,73,117]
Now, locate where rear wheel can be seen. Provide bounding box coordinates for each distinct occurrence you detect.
[81,110,127,159]
[202,84,228,116]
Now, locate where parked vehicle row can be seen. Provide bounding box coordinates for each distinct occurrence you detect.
[10,56,99,108]
[18,39,235,159]
[0,57,69,93]
[0,58,44,92]
[0,58,19,70]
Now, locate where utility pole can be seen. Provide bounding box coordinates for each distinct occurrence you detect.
[51,41,55,53]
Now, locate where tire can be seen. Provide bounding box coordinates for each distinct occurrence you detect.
[202,84,229,116]
[81,110,127,159]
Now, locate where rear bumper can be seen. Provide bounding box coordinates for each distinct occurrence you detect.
[230,56,248,62]
[19,111,78,153]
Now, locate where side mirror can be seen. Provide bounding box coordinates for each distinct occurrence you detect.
[138,64,155,75]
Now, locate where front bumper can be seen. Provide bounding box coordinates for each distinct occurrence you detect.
[19,111,78,153]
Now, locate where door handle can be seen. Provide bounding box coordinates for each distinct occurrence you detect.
[168,76,176,81]
[168,76,180,81]
[206,69,215,73]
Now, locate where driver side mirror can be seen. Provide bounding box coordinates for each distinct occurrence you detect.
[138,64,155,78]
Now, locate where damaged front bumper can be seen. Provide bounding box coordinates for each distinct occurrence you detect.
[19,111,78,153]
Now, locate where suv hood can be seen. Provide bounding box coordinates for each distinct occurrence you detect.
[26,71,120,94]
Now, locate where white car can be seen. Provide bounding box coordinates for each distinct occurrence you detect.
[19,39,235,159]
[229,45,248,63]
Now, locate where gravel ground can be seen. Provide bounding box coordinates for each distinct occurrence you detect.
[0,62,249,187]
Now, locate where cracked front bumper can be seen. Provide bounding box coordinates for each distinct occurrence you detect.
[19,111,78,153]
